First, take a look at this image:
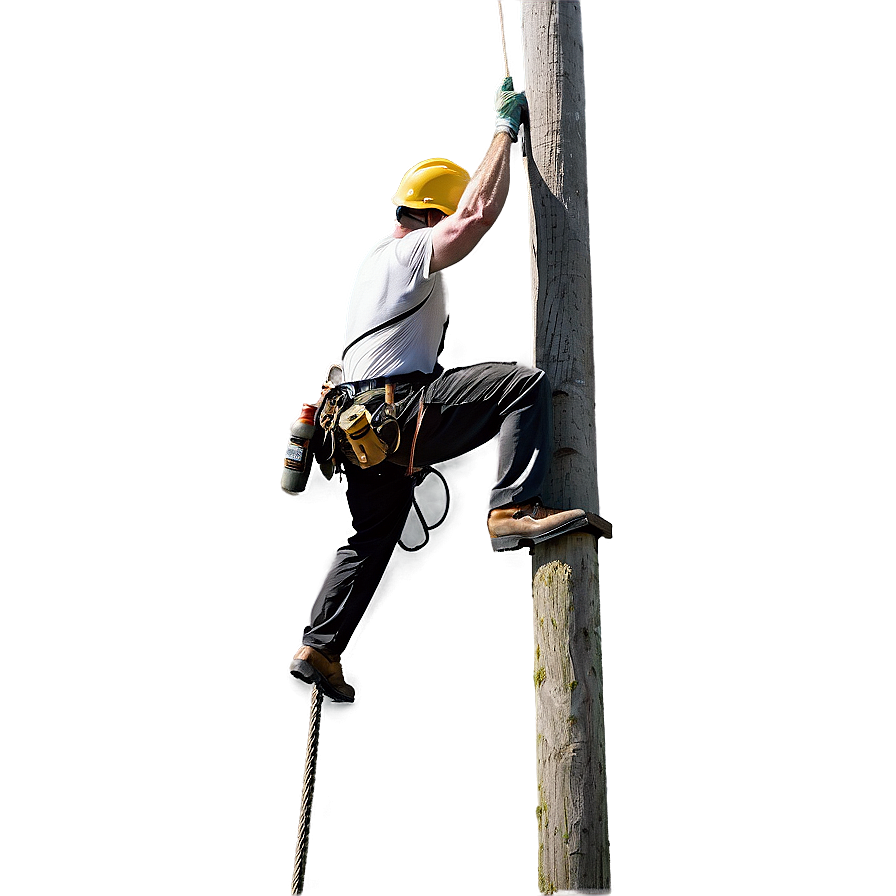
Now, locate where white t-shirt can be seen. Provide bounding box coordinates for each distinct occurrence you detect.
[341,228,448,381]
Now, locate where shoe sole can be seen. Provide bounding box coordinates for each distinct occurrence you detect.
[290,659,355,703]
[490,513,591,552]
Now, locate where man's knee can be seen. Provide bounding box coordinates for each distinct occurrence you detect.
[513,364,550,396]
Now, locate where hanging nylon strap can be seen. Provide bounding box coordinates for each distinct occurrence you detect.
[399,466,450,552]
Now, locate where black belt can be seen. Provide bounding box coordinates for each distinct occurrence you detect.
[348,365,442,394]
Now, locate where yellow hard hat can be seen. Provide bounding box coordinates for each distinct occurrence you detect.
[392,158,471,216]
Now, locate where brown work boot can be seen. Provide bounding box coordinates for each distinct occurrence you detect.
[488,501,610,552]
[290,645,355,703]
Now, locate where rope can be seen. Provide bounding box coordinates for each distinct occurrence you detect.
[292,684,324,894]
[497,0,510,78]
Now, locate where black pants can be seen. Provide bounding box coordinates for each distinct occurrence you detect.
[302,362,552,656]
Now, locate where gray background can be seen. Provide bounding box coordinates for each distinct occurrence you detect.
[2,2,893,894]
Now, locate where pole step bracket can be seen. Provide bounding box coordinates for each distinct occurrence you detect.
[520,510,613,556]
[585,512,612,539]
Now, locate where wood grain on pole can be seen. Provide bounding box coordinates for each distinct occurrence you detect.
[522,2,610,891]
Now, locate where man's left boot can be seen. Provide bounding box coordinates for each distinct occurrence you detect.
[290,645,355,703]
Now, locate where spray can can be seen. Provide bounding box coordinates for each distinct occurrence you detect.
[281,404,317,494]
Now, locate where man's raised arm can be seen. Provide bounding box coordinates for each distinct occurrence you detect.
[430,79,527,273]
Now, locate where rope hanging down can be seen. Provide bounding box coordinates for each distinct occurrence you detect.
[292,684,324,895]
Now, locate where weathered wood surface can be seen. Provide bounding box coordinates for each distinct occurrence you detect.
[532,541,609,893]
[523,2,611,892]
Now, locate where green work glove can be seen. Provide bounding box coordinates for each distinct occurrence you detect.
[494,76,527,142]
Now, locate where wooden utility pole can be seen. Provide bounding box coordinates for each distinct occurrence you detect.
[521,3,611,892]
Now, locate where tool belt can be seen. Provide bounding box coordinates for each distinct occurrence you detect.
[315,369,438,470]
[310,373,452,552]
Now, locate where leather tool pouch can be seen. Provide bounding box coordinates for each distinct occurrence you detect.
[316,386,401,470]
[339,403,389,468]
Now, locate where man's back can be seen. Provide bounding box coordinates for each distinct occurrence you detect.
[342,229,447,381]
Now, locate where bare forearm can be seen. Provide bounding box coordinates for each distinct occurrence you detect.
[429,132,513,272]
[456,132,512,227]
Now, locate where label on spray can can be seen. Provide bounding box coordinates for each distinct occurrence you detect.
[285,442,307,465]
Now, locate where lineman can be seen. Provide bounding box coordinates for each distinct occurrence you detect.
[290,80,602,702]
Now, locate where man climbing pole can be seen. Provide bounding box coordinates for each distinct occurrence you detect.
[288,79,609,704]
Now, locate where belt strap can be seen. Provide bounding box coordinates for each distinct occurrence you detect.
[349,365,441,394]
